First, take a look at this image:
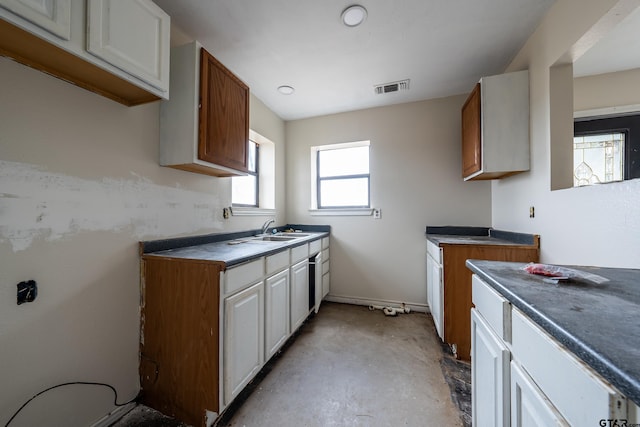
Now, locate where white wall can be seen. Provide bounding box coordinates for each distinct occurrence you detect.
[492,0,640,267]
[0,57,284,425]
[574,68,640,112]
[285,98,492,307]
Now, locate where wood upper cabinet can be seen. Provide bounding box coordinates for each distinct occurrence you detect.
[0,0,170,105]
[199,49,249,173]
[462,83,482,178]
[160,41,250,177]
[461,70,530,181]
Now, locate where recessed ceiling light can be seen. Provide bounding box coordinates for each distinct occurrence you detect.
[341,5,367,27]
[277,85,295,95]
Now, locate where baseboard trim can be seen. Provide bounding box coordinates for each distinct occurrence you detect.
[91,402,136,427]
[325,294,429,314]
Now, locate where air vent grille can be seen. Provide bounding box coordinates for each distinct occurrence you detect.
[374,79,410,95]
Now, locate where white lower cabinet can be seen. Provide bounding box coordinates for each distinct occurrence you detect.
[471,308,510,427]
[265,269,290,359]
[472,274,631,427]
[290,259,309,332]
[223,280,264,406]
[511,361,568,427]
[426,249,443,339]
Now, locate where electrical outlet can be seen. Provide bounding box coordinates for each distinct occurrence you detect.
[223,207,230,219]
[373,208,382,219]
[529,206,535,218]
[17,280,37,305]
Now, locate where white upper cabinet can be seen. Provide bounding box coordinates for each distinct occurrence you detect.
[0,0,169,105]
[87,0,169,92]
[0,0,70,39]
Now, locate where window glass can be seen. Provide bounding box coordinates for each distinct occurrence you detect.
[318,146,369,177]
[573,133,624,186]
[232,174,257,206]
[232,141,258,206]
[319,177,369,207]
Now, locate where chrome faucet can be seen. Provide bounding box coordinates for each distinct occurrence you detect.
[261,219,275,235]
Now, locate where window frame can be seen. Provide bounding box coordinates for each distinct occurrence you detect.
[311,140,371,211]
[232,140,259,208]
[574,113,640,182]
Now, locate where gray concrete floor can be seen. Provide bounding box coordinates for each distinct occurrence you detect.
[115,302,465,427]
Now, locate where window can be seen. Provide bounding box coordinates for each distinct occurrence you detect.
[573,114,640,187]
[232,140,258,206]
[312,141,370,209]
[231,130,275,213]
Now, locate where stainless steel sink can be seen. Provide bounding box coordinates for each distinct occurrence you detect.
[274,232,311,238]
[251,235,297,242]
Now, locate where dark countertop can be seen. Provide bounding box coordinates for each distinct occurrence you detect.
[141,224,329,268]
[426,226,539,246]
[466,259,640,406]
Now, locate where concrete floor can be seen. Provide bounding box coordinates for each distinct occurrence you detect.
[114,302,464,427]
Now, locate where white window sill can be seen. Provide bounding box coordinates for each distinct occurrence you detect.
[309,208,373,216]
[231,207,276,216]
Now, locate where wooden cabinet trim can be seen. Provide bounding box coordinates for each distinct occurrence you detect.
[0,19,160,105]
[462,82,482,178]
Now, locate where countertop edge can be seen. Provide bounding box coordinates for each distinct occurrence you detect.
[141,230,329,269]
[465,259,640,407]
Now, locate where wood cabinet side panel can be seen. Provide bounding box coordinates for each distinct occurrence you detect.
[198,49,249,172]
[462,83,482,178]
[0,18,159,105]
[442,245,538,360]
[140,258,220,427]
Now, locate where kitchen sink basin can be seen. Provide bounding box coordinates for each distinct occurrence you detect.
[251,235,297,242]
[274,232,310,238]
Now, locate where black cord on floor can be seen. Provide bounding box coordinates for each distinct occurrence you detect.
[4,382,137,427]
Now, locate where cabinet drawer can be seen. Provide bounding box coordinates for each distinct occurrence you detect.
[321,248,329,262]
[266,249,289,275]
[511,308,626,426]
[322,260,330,275]
[309,239,321,255]
[322,236,329,249]
[224,258,264,295]
[426,240,442,263]
[472,275,511,342]
[291,243,309,264]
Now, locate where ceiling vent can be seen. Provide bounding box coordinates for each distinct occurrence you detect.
[374,79,410,95]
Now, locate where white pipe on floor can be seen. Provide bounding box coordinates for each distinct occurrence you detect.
[368,303,411,316]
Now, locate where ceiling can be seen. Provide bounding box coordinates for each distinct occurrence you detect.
[573,4,640,77]
[153,0,556,121]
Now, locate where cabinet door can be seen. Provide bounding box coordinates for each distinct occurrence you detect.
[265,269,290,359]
[322,271,330,299]
[511,361,569,427]
[290,259,309,332]
[471,309,510,427]
[224,281,264,405]
[462,82,482,178]
[427,252,443,339]
[87,0,170,92]
[0,0,70,39]
[199,48,249,173]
